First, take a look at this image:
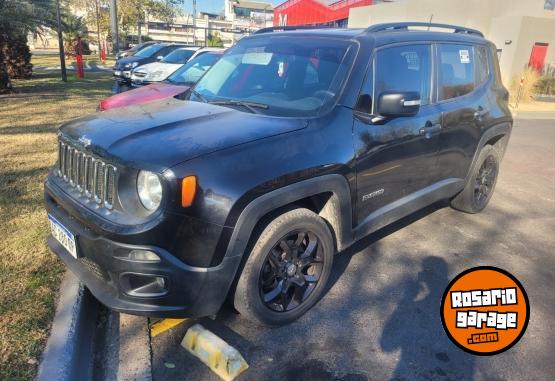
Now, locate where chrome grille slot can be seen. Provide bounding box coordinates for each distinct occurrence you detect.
[104,165,117,209]
[84,156,94,196]
[93,161,104,204]
[58,140,64,175]
[56,138,117,210]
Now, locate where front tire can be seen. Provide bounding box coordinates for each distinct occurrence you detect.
[451,145,500,213]
[233,208,334,326]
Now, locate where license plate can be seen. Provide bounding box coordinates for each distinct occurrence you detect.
[48,214,78,258]
[114,70,121,76]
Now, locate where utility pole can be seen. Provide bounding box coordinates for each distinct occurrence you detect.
[55,0,67,82]
[137,3,142,44]
[110,0,119,54]
[95,0,102,60]
[192,0,197,45]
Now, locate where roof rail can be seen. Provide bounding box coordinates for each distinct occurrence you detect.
[366,22,484,37]
[254,25,331,34]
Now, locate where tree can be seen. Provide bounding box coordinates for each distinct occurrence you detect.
[207,32,223,48]
[66,0,184,47]
[0,0,58,92]
[60,13,87,57]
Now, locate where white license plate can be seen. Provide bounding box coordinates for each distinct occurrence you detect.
[114,70,122,76]
[48,214,78,258]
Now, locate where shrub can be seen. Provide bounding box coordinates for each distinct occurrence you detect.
[535,64,555,95]
[509,67,540,104]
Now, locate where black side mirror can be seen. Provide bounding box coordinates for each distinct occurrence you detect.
[377,91,421,117]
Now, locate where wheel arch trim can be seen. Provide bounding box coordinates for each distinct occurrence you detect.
[465,121,512,183]
[223,174,353,261]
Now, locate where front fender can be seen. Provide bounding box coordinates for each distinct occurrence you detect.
[223,174,354,263]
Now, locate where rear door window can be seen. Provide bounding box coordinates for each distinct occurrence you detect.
[374,44,432,107]
[438,44,475,100]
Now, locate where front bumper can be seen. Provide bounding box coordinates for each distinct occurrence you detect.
[113,69,132,83]
[45,183,241,318]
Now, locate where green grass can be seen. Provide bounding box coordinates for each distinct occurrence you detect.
[0,55,113,380]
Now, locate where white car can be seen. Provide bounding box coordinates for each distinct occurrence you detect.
[131,47,224,86]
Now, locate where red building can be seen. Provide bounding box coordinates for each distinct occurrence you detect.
[273,0,374,28]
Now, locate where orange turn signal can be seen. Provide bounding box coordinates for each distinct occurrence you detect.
[181,176,197,207]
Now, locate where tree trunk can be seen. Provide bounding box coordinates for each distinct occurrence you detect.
[0,36,13,93]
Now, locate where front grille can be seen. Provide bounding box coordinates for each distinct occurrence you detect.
[57,138,117,210]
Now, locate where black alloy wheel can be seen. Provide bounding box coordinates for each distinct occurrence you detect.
[451,144,500,214]
[474,155,497,209]
[259,230,324,312]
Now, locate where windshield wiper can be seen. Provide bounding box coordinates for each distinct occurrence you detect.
[209,99,269,114]
[188,88,208,103]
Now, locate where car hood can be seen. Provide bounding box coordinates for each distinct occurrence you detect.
[60,98,308,171]
[115,55,146,69]
[99,82,187,111]
[134,62,182,75]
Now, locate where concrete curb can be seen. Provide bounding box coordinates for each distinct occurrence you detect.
[38,271,100,381]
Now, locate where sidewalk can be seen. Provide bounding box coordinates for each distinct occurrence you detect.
[512,110,555,119]
[510,101,555,119]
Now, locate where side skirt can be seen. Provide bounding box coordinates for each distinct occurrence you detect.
[352,178,464,242]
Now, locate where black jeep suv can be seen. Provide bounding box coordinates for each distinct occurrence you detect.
[45,23,512,326]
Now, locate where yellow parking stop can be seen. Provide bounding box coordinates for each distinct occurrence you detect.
[150,318,187,337]
[181,324,249,381]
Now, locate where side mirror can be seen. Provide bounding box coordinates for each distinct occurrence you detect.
[156,55,164,61]
[377,91,421,117]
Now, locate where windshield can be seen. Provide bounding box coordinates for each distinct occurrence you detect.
[134,44,163,58]
[191,36,357,117]
[167,52,222,85]
[131,42,153,52]
[163,48,195,64]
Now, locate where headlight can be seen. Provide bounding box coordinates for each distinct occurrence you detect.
[125,62,139,68]
[137,170,162,211]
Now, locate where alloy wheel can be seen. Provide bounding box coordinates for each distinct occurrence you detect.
[474,155,497,208]
[259,230,324,312]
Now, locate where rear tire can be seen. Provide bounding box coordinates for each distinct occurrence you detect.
[233,208,334,326]
[451,145,500,213]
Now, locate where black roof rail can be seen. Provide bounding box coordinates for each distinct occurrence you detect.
[366,22,484,37]
[254,25,331,34]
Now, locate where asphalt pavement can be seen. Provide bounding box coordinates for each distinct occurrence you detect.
[132,118,555,380]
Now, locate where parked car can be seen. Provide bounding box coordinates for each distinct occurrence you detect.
[45,23,512,326]
[131,47,225,87]
[116,40,157,60]
[130,46,199,86]
[99,50,224,111]
[113,43,186,84]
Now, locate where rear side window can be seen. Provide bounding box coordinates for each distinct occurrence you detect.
[374,44,432,106]
[475,45,490,87]
[438,44,475,100]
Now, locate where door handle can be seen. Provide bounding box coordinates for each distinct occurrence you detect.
[474,106,489,120]
[419,121,442,137]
